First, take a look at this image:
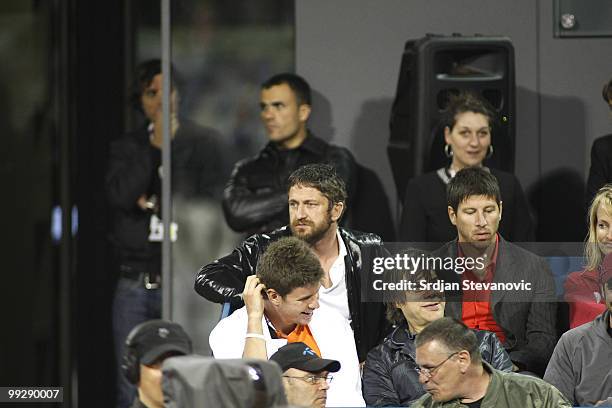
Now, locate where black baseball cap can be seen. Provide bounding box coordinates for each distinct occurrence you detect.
[270,342,340,373]
[128,320,192,365]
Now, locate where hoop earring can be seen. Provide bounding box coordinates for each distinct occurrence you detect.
[486,145,494,159]
[444,144,453,158]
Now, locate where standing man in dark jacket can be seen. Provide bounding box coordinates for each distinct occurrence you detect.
[430,167,557,377]
[196,164,388,362]
[107,59,228,408]
[222,73,358,235]
[223,72,396,240]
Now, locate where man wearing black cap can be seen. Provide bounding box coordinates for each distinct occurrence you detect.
[270,342,340,408]
[121,319,192,408]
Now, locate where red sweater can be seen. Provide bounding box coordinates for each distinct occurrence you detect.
[564,268,606,328]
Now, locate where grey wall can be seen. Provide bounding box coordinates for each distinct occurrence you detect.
[296,0,612,236]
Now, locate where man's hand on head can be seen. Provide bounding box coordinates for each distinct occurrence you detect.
[243,275,266,320]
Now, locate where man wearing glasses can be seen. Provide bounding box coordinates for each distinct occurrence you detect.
[362,255,511,406]
[411,317,571,407]
[209,237,365,407]
[270,342,339,408]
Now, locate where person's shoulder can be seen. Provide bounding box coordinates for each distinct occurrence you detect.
[210,306,248,344]
[239,226,291,253]
[489,168,521,186]
[565,268,597,286]
[430,239,456,257]
[231,143,276,172]
[560,312,606,343]
[498,236,541,259]
[178,119,220,137]
[259,225,292,241]
[409,392,434,407]
[340,227,382,246]
[213,306,248,330]
[369,325,406,355]
[501,372,572,406]
[313,303,348,325]
[309,135,356,163]
[473,328,497,343]
[112,127,148,147]
[409,171,442,186]
[499,368,566,397]
[592,134,612,151]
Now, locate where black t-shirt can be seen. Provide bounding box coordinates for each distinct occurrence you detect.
[464,397,483,408]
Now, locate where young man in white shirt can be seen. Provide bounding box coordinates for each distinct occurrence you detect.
[209,236,365,407]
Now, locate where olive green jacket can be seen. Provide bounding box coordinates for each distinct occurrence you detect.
[410,363,571,408]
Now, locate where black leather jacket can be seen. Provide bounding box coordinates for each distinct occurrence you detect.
[222,133,357,234]
[363,323,513,407]
[194,226,389,362]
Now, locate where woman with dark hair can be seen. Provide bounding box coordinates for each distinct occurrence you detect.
[564,184,612,328]
[399,91,533,243]
[362,251,512,407]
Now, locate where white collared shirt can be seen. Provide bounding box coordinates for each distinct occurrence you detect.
[319,230,351,323]
[209,304,365,407]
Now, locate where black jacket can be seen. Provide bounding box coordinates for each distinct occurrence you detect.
[586,133,612,207]
[129,398,147,408]
[363,323,513,407]
[399,168,533,243]
[194,226,389,362]
[106,121,228,263]
[433,236,558,376]
[222,133,358,235]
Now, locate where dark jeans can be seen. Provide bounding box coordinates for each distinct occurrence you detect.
[113,276,161,408]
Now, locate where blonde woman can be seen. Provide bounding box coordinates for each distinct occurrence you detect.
[564,184,612,327]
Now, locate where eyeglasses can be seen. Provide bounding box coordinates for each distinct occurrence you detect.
[415,352,458,379]
[282,374,334,384]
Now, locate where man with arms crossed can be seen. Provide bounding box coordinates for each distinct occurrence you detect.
[411,317,570,407]
[209,237,364,407]
[434,167,557,376]
[196,163,387,362]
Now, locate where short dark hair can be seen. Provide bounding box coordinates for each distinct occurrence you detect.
[129,59,182,112]
[262,73,312,106]
[256,237,323,297]
[441,91,496,130]
[288,164,348,211]
[603,77,612,104]
[415,317,481,362]
[383,249,441,325]
[447,167,501,212]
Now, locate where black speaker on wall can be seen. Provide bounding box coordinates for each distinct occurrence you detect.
[388,34,515,200]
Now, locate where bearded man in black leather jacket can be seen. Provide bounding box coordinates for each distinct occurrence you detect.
[196,164,389,362]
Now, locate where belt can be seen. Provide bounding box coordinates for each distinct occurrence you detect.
[119,264,161,289]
